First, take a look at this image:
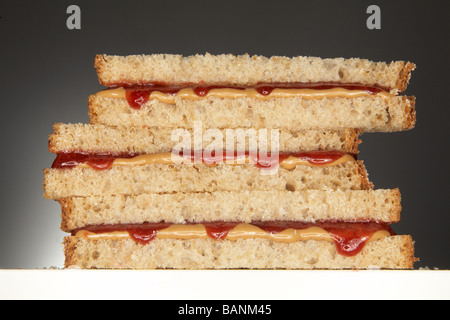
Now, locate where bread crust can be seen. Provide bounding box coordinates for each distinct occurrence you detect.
[404,95,416,130]
[357,161,374,190]
[397,62,417,93]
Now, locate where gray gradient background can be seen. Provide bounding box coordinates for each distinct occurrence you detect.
[0,0,448,269]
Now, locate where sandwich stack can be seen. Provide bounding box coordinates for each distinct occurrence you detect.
[43,53,417,269]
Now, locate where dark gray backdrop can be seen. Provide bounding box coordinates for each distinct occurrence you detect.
[0,0,448,269]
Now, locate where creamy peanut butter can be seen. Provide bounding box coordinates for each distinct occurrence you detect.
[75,223,391,244]
[74,152,354,170]
[95,86,393,104]
[279,154,354,169]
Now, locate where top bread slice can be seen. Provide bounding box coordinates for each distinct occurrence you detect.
[95,53,415,93]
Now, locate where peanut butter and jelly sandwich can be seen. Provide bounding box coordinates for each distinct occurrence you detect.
[44,53,417,269]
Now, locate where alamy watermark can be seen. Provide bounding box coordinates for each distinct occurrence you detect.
[367,5,381,30]
[66,5,81,30]
[170,121,281,174]
[67,5,381,31]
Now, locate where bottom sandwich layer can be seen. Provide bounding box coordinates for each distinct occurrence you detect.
[64,236,416,270]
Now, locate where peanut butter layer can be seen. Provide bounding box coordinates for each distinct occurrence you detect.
[95,86,393,105]
[53,151,355,170]
[73,222,394,257]
[75,224,390,243]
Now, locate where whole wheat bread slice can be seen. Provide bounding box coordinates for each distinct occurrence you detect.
[64,235,416,269]
[95,53,415,93]
[88,94,415,132]
[49,123,361,154]
[43,160,372,200]
[59,189,401,231]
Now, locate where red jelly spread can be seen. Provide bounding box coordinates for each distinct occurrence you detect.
[51,152,137,170]
[51,150,352,170]
[120,82,387,109]
[126,86,181,109]
[204,222,239,240]
[129,224,170,245]
[253,221,394,256]
[75,223,170,245]
[74,221,394,257]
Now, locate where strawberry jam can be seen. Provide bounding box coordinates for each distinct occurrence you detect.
[51,152,137,170]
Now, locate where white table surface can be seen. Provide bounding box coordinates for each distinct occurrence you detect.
[0,269,448,300]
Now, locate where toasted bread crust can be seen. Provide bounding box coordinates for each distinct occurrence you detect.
[357,161,374,190]
[404,95,417,130]
[397,62,417,93]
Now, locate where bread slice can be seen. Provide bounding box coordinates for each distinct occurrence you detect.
[48,123,361,155]
[64,235,416,269]
[43,160,372,200]
[59,189,401,231]
[88,94,415,132]
[95,53,415,93]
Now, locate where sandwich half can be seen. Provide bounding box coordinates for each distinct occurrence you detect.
[43,126,371,199]
[90,53,416,132]
[63,189,416,269]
